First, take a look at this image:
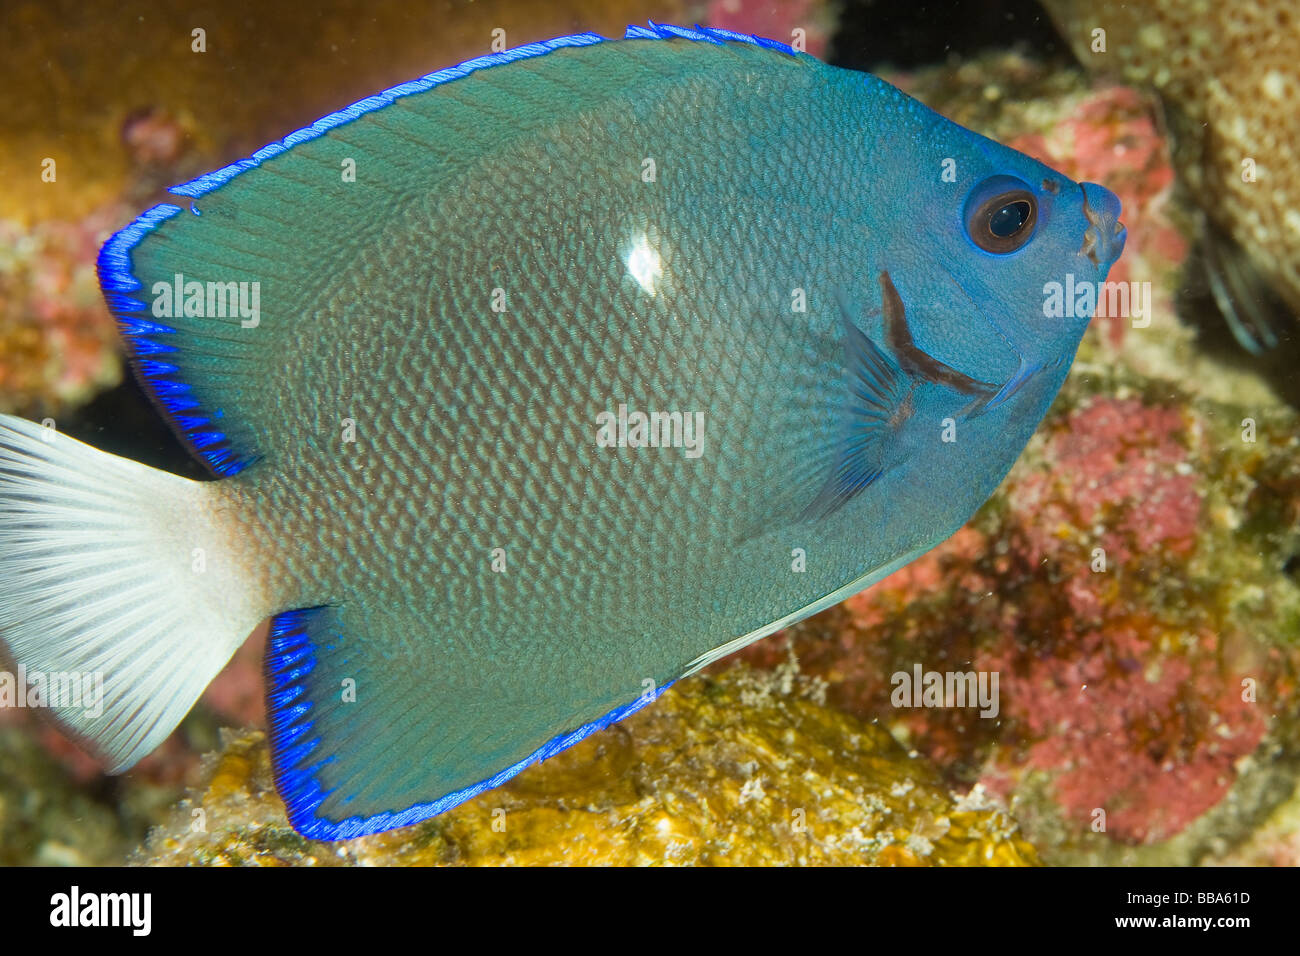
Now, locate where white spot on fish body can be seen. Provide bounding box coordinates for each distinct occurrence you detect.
[625,232,664,296]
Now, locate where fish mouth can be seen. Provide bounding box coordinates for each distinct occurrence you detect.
[1079,182,1126,266]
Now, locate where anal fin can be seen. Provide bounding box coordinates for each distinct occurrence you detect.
[265,605,670,840]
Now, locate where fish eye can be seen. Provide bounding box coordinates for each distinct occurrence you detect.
[964,176,1038,255]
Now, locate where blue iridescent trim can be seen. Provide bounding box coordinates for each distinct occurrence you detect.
[95,202,252,475]
[169,22,795,201]
[625,21,798,56]
[264,607,672,840]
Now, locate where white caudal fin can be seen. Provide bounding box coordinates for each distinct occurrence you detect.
[0,414,267,772]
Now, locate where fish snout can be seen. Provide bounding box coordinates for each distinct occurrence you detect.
[1078,182,1126,268]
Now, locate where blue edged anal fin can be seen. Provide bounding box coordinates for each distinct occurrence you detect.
[265,605,668,840]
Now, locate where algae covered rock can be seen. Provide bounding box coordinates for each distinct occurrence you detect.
[1042,0,1300,350]
[726,52,1300,865]
[0,726,130,866]
[139,662,1037,866]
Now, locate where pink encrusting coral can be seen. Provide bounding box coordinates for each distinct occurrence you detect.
[1007,86,1187,350]
[730,387,1290,853]
[977,398,1268,843]
[0,210,125,415]
[980,618,1266,844]
[1013,397,1201,567]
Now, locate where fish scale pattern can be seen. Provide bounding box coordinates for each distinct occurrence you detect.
[231,68,892,821]
[102,32,1111,832]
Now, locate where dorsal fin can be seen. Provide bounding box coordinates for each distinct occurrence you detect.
[95,24,808,476]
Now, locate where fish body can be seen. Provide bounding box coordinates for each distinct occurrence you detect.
[0,24,1123,839]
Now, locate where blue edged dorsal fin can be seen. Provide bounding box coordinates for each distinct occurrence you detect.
[625,21,799,55]
[96,24,810,477]
[265,606,671,840]
[98,204,257,476]
[798,291,915,522]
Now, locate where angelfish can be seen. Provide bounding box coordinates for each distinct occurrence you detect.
[0,24,1124,839]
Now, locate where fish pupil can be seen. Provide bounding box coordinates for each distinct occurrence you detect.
[965,182,1038,254]
[989,200,1031,238]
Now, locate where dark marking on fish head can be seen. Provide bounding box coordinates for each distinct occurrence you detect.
[878,271,999,399]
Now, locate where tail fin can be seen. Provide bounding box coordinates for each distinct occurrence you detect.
[0,415,267,772]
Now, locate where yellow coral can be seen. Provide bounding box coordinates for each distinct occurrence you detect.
[140,664,1039,866]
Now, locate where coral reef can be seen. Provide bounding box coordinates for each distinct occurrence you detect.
[0,727,127,866]
[1042,0,1300,345]
[728,52,1300,864]
[3,6,1296,868]
[0,725,193,866]
[0,211,124,416]
[0,672,273,865]
[735,382,1300,862]
[140,663,1037,865]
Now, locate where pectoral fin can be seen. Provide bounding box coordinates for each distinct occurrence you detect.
[797,291,916,521]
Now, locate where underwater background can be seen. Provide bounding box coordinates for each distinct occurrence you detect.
[1,0,1298,865]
